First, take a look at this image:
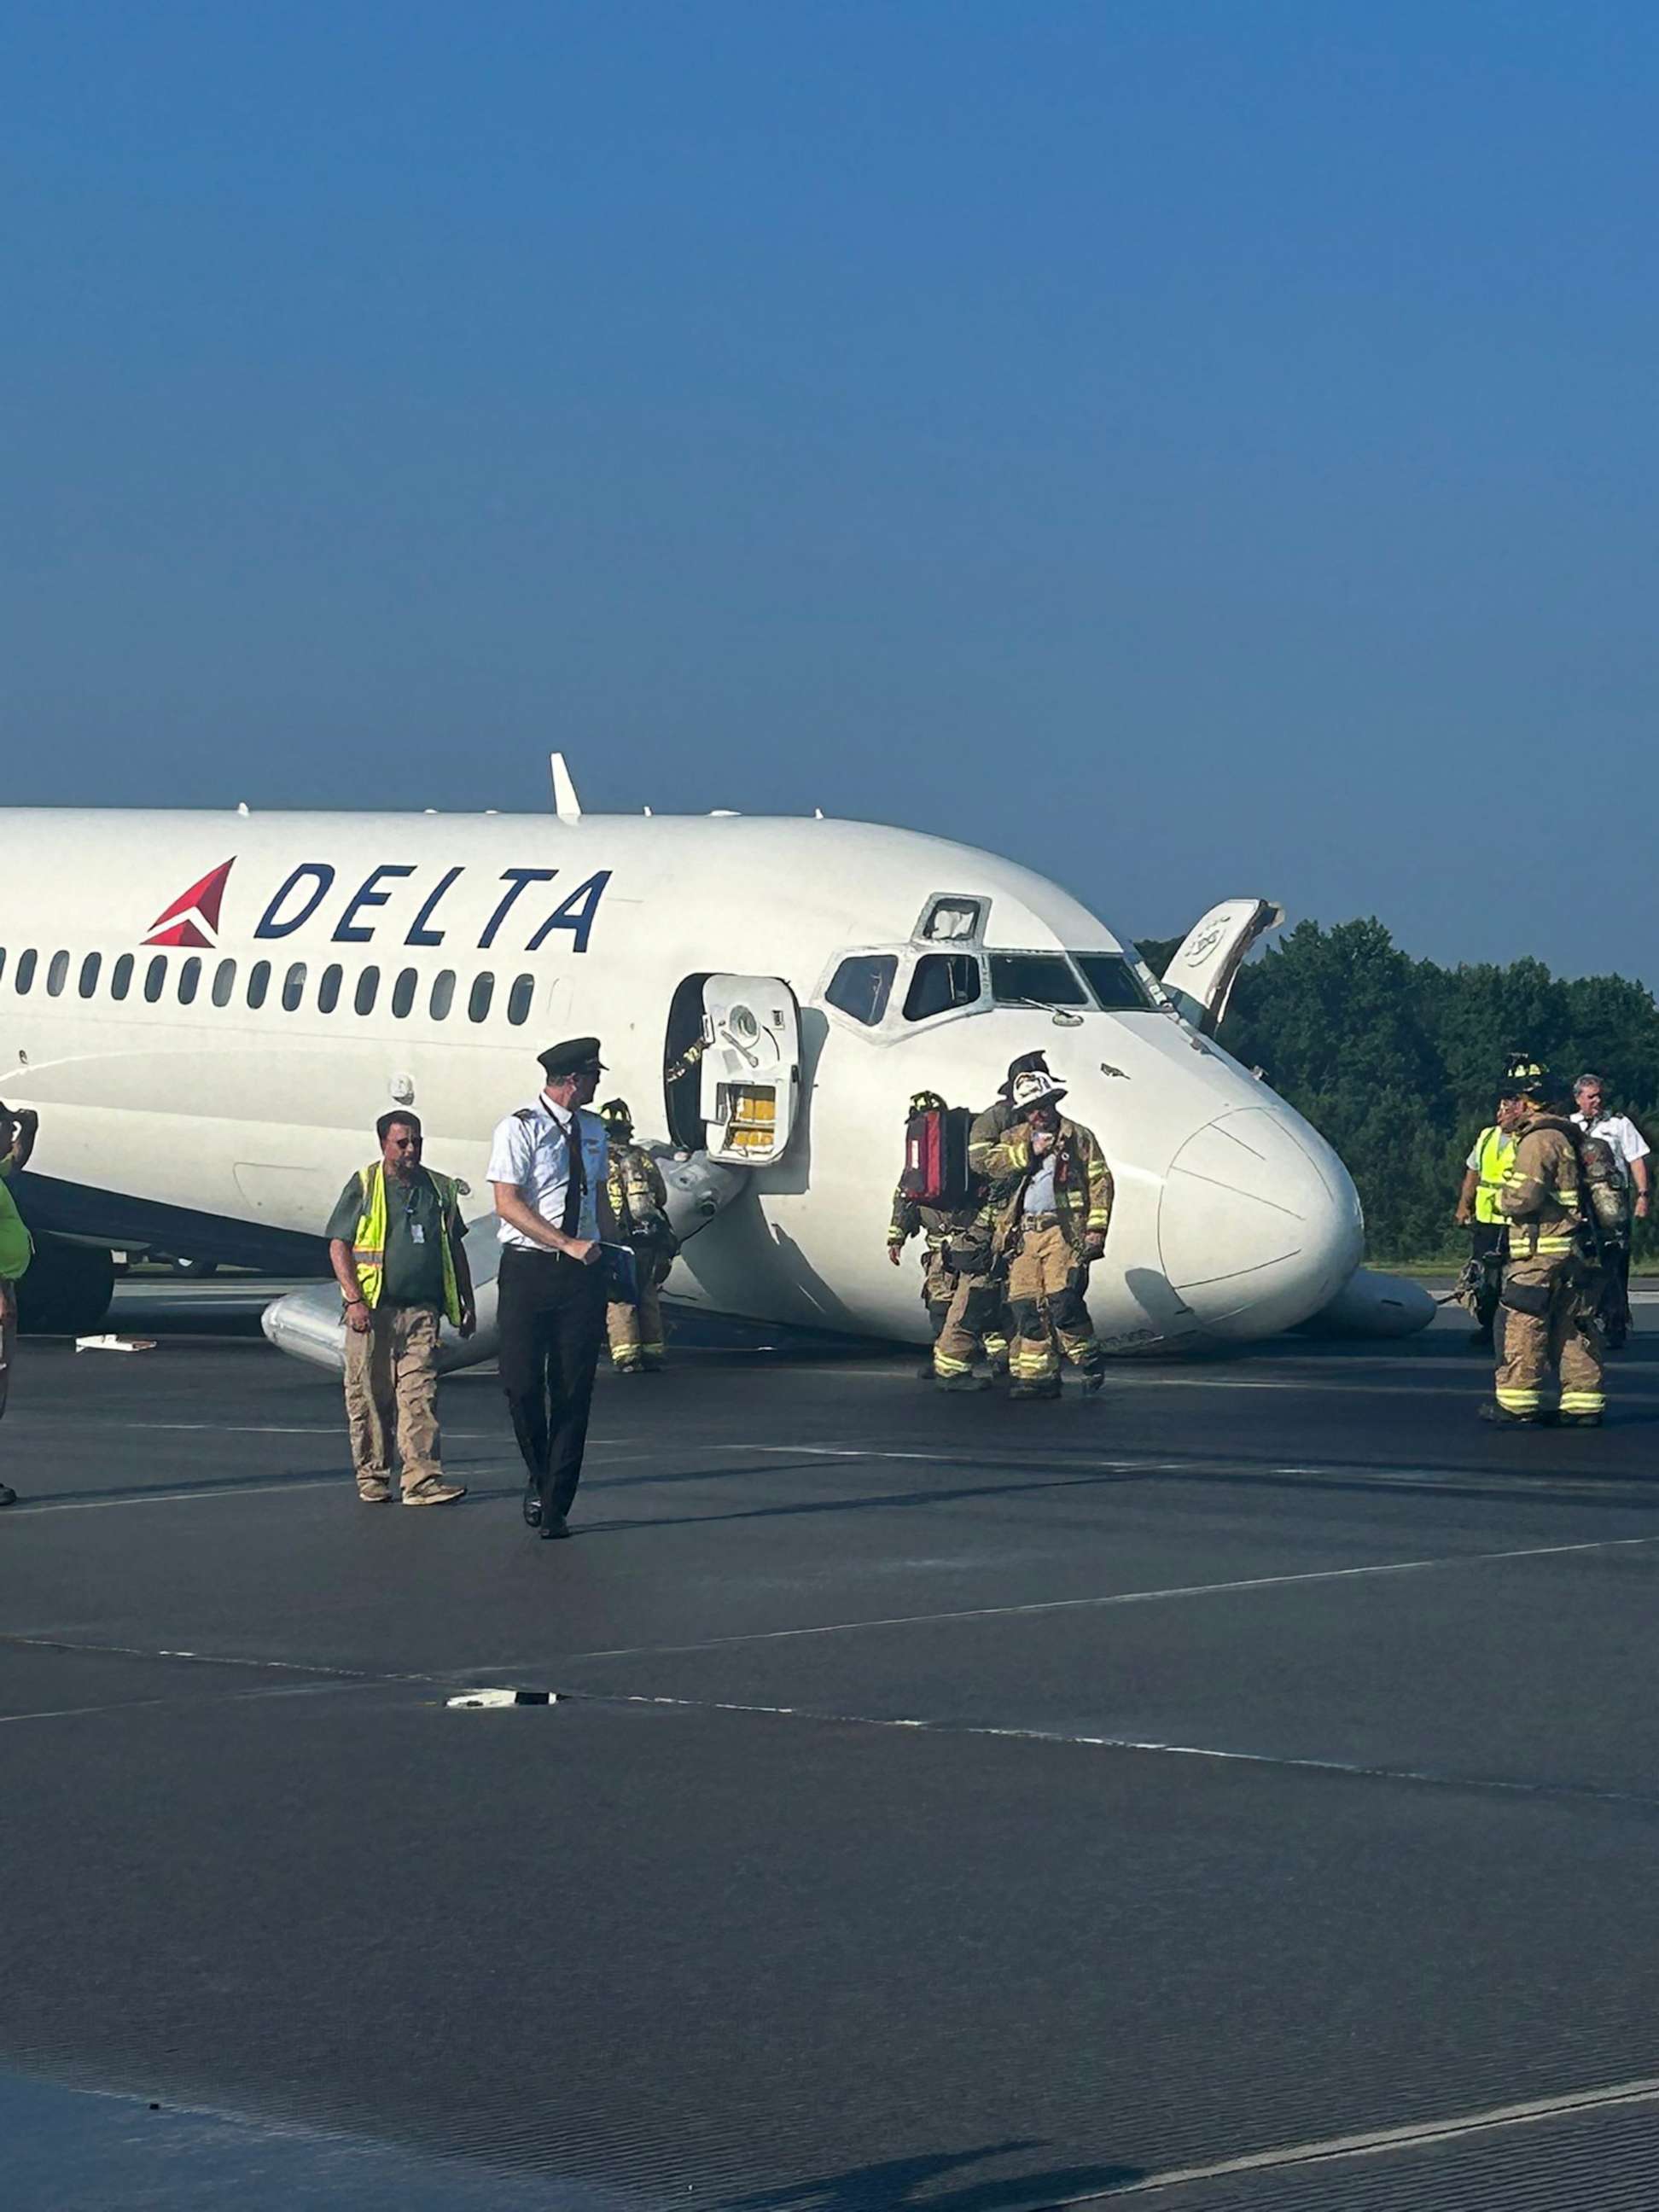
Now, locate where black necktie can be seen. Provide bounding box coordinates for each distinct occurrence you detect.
[561,1114,586,1236]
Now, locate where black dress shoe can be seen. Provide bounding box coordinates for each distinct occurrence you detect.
[538,1511,571,1540]
[521,1482,543,1529]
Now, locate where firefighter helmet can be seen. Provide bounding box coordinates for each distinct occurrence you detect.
[1010,1069,1068,1113]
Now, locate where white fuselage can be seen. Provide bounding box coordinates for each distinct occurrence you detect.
[0,808,1364,1348]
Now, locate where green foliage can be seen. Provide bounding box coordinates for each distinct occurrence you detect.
[1201,919,1659,1263]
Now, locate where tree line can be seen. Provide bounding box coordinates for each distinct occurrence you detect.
[1137,919,1659,1264]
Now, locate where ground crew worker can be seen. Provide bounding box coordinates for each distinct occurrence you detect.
[599,1097,678,1375]
[1487,1062,1604,1429]
[1453,1086,1526,1348]
[888,1091,1009,1382]
[325,1111,476,1505]
[489,1038,616,1540]
[0,1101,40,1510]
[930,1054,1051,1392]
[975,1068,1112,1400]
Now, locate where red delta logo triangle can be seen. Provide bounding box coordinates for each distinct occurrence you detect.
[144,858,236,948]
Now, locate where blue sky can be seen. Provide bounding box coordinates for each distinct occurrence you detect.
[3,3,1655,976]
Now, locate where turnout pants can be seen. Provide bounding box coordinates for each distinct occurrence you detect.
[1495,1254,1604,1419]
[608,1265,666,1371]
[928,1247,1010,1377]
[498,1247,607,1519]
[343,1303,444,1497]
[1005,1219,1103,1384]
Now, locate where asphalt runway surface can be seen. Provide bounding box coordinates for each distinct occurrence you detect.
[6,1281,1659,2209]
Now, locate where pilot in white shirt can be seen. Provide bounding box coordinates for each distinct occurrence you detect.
[487,1037,614,1540]
[487,1094,608,1248]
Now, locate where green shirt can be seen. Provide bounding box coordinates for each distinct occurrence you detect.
[326,1167,446,1310]
[0,1155,32,1284]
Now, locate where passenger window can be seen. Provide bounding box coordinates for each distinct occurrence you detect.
[47,950,69,996]
[212,958,237,1007]
[178,956,202,1005]
[428,969,455,1021]
[1073,952,1154,1011]
[904,953,982,1022]
[15,949,36,994]
[825,954,897,1027]
[469,972,495,1023]
[354,967,380,1016]
[391,968,417,1019]
[507,973,534,1027]
[989,952,1088,1008]
[282,963,306,1012]
[111,952,134,1001]
[144,955,167,1004]
[79,952,102,999]
[247,960,271,1010]
[317,963,342,1014]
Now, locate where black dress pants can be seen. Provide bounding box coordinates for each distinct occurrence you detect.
[498,1247,606,1519]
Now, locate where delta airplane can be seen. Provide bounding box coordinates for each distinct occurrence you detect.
[0,758,1430,1365]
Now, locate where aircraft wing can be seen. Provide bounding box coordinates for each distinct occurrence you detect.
[1161,898,1284,1035]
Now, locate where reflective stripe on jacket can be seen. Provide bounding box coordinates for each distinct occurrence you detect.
[1497,1117,1582,1260]
[352,1163,463,1324]
[975,1117,1113,1256]
[1472,1125,1517,1225]
[606,1142,670,1240]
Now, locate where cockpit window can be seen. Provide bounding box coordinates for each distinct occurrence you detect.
[1072,952,1155,1010]
[825,954,897,1027]
[919,896,984,944]
[989,952,1089,1008]
[904,953,982,1022]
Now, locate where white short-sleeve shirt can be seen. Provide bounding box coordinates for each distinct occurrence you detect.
[1573,1111,1650,1186]
[486,1095,608,1247]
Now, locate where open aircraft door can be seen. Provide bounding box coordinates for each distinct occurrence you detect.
[1161,899,1284,1036]
[696,975,801,1166]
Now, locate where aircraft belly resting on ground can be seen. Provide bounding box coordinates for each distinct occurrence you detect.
[0,797,1427,1357]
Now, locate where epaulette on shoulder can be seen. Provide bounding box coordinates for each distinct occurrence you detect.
[514,1106,540,1123]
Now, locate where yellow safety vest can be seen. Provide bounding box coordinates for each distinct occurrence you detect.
[1472,1126,1516,1225]
[351,1163,463,1324]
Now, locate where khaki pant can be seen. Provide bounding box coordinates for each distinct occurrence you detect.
[1495,1254,1604,1418]
[0,1278,15,1428]
[1004,1219,1102,1383]
[607,1272,666,1371]
[343,1303,444,1495]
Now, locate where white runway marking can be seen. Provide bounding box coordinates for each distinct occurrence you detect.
[713,1438,1659,1501]
[1054,2071,1659,2201]
[557,1528,1659,1662]
[559,1685,1659,1809]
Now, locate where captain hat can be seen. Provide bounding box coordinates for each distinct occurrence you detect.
[538,1036,607,1080]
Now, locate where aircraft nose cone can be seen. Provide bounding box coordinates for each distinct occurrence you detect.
[1156,1108,1363,1338]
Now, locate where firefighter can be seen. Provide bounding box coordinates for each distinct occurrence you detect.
[1453,1084,1526,1348]
[975,1068,1112,1400]
[1486,1061,1607,1428]
[930,1054,1051,1393]
[888,1091,1008,1384]
[598,1097,678,1375]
